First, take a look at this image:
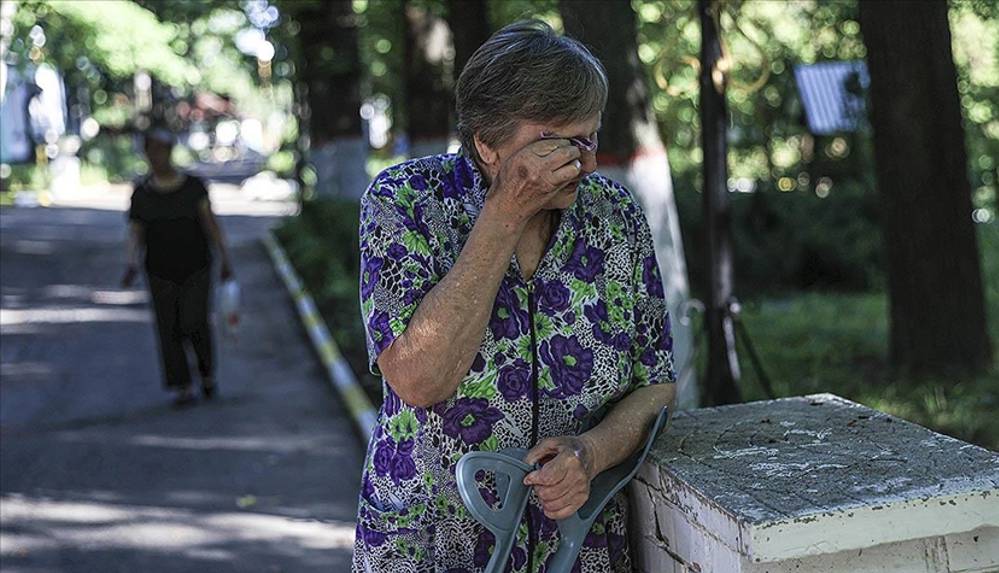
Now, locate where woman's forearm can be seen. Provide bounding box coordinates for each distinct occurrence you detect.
[125,223,143,267]
[207,215,230,263]
[378,202,525,407]
[198,200,230,264]
[579,383,675,476]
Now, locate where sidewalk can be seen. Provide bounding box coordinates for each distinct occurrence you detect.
[0,186,364,572]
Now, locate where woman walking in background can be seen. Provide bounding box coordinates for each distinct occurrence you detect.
[122,127,233,408]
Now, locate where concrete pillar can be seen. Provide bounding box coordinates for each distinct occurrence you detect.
[630,394,999,572]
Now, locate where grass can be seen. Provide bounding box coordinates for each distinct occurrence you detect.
[732,221,999,450]
[733,292,998,450]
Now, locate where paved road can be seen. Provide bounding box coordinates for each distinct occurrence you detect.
[0,186,365,572]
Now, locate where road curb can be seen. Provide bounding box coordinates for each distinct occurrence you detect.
[262,231,378,439]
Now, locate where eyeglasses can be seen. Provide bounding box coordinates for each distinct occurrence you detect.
[539,130,598,153]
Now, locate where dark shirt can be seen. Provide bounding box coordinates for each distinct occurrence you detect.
[129,175,212,283]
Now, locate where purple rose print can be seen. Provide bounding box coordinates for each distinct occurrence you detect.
[607,530,627,561]
[640,348,657,367]
[361,474,375,501]
[509,545,527,571]
[489,282,529,341]
[529,503,559,539]
[441,398,504,444]
[368,310,395,355]
[386,242,407,260]
[538,278,571,313]
[395,202,433,239]
[643,255,664,298]
[471,352,486,373]
[382,386,403,417]
[497,358,530,401]
[358,523,387,547]
[612,331,631,352]
[584,526,608,548]
[360,256,384,299]
[660,312,674,352]
[584,299,608,323]
[584,299,609,340]
[408,173,428,191]
[567,240,605,282]
[473,527,495,567]
[539,335,593,398]
[371,172,401,197]
[442,161,467,200]
[455,154,474,189]
[373,436,417,484]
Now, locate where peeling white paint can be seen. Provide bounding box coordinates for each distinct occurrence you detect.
[711,446,780,459]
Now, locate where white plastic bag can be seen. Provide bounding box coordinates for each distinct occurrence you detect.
[218,279,241,338]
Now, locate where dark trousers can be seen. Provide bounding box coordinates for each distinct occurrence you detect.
[148,267,214,389]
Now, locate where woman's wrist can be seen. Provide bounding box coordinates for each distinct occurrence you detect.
[480,193,530,237]
[574,433,601,479]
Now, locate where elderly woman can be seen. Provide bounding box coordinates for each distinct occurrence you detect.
[354,20,675,572]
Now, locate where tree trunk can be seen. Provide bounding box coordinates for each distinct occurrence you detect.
[697,0,742,406]
[447,0,490,79]
[561,0,700,409]
[859,0,992,376]
[294,0,367,199]
[405,3,453,157]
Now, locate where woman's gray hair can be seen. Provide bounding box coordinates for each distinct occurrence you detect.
[455,19,608,163]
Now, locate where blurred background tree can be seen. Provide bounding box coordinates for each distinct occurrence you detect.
[860,0,991,378]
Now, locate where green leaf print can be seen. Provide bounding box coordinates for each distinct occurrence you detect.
[394,538,425,560]
[361,297,373,316]
[516,285,529,307]
[533,541,550,566]
[535,313,555,339]
[538,369,555,391]
[517,336,533,361]
[388,410,419,441]
[607,301,628,326]
[570,278,598,306]
[435,494,450,514]
[401,230,431,256]
[389,316,407,336]
[480,435,499,452]
[633,361,649,385]
[460,371,498,400]
[395,502,426,528]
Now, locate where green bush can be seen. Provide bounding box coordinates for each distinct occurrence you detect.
[274,198,382,401]
[675,180,884,298]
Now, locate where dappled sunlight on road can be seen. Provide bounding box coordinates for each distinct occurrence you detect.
[1,495,355,562]
[0,307,149,326]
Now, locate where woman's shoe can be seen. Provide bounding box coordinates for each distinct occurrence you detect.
[172,387,197,409]
[201,378,217,400]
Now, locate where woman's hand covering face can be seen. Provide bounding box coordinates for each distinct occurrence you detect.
[485,138,582,226]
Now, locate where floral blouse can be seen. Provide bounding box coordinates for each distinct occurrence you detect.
[354,151,675,573]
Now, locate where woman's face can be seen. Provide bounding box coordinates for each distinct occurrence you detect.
[144,139,173,174]
[480,113,601,211]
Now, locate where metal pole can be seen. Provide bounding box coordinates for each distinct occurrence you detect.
[698,0,742,405]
